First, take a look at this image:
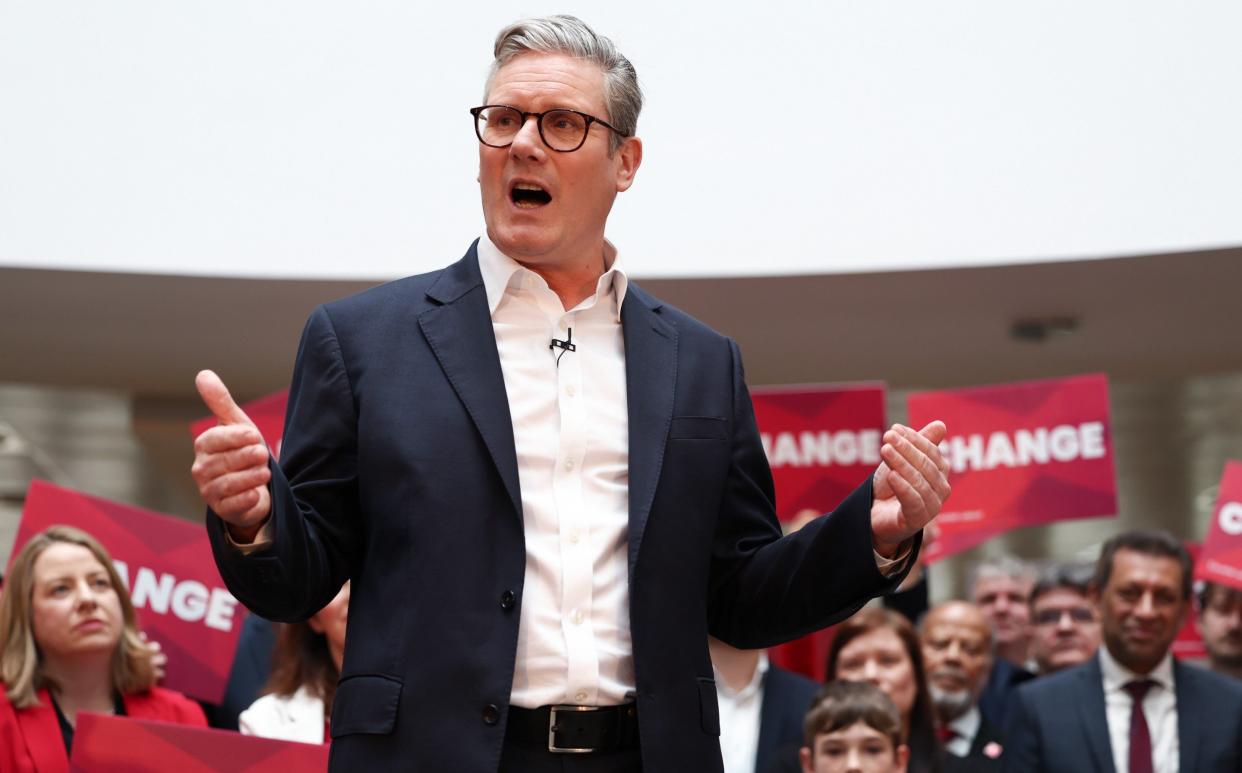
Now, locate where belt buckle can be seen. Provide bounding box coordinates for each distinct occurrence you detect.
[548,704,597,754]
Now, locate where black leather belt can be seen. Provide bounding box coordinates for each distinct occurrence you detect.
[506,703,640,754]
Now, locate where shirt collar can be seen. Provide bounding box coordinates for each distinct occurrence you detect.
[948,704,981,742]
[1098,644,1176,693]
[476,232,628,321]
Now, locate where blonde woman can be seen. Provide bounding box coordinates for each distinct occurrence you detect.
[0,526,205,771]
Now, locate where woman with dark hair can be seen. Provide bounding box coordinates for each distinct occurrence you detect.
[826,607,943,773]
[238,581,348,744]
[0,526,206,771]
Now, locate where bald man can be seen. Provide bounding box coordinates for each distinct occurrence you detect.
[921,602,1004,772]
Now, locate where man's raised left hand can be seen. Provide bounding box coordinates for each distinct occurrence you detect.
[870,421,951,558]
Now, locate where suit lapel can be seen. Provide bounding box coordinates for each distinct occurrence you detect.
[418,246,522,518]
[1173,660,1199,773]
[621,285,677,574]
[1076,657,1117,773]
[16,689,70,773]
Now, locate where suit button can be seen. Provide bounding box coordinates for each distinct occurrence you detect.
[482,704,500,725]
[500,590,516,611]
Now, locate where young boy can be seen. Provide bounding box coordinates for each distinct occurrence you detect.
[800,681,910,773]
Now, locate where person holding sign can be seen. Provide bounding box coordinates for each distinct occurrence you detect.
[191,16,951,772]
[0,526,207,772]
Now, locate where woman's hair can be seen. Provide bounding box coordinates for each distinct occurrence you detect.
[0,525,157,708]
[804,679,903,749]
[263,620,340,711]
[826,607,942,773]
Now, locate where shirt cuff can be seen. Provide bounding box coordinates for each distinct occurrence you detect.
[222,518,274,555]
[873,539,914,577]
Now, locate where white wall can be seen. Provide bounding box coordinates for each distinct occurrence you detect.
[2,0,1240,280]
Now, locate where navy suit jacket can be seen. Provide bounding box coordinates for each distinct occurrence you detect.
[1003,654,1242,773]
[207,244,917,772]
[755,665,819,773]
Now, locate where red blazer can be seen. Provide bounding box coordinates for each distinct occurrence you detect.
[0,684,206,773]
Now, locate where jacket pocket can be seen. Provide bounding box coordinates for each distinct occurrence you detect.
[696,676,721,736]
[330,674,403,737]
[670,416,727,440]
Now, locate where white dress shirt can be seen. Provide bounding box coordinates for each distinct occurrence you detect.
[1099,646,1179,773]
[944,704,982,758]
[715,652,769,773]
[477,234,635,708]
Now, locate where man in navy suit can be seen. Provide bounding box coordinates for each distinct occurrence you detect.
[1004,530,1242,773]
[191,16,951,773]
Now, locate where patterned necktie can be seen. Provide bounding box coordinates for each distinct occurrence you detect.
[1123,679,1156,773]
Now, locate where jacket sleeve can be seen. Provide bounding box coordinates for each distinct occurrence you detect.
[705,339,920,648]
[206,305,362,623]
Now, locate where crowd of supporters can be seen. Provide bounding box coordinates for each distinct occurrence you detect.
[714,529,1242,773]
[3,521,1241,771]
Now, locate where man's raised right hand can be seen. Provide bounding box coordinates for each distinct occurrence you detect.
[191,370,272,542]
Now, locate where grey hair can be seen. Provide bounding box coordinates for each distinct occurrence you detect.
[968,555,1038,597]
[485,15,642,153]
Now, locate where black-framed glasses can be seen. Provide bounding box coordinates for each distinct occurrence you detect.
[470,105,625,152]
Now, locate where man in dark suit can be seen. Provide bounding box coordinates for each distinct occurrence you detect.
[190,16,951,773]
[1005,530,1242,773]
[921,601,1004,772]
[708,638,819,773]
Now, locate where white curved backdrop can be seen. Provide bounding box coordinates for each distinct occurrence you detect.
[1,0,1240,279]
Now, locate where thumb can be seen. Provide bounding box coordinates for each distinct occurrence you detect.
[195,370,253,427]
[918,420,947,445]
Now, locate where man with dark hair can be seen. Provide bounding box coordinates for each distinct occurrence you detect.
[1005,529,1242,772]
[1028,563,1100,675]
[1197,581,1242,681]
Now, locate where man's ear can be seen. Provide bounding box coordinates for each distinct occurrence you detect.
[799,745,815,773]
[614,136,643,192]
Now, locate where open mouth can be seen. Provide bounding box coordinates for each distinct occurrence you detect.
[510,182,552,209]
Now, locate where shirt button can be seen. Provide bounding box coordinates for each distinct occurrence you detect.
[564,459,574,472]
[482,704,500,725]
[569,530,581,544]
[500,590,516,611]
[574,691,588,703]
[570,608,584,625]
[566,385,576,397]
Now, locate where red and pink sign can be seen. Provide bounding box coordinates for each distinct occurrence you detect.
[751,382,887,524]
[751,382,886,681]
[191,388,288,461]
[71,713,329,772]
[9,480,245,704]
[907,373,1118,563]
[1195,461,1242,591]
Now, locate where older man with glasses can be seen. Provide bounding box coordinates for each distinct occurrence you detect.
[191,15,952,773]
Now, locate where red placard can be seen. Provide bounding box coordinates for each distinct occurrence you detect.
[1196,461,1242,591]
[907,374,1117,563]
[752,382,886,681]
[70,713,329,772]
[191,388,288,461]
[8,480,245,704]
[752,382,887,522]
